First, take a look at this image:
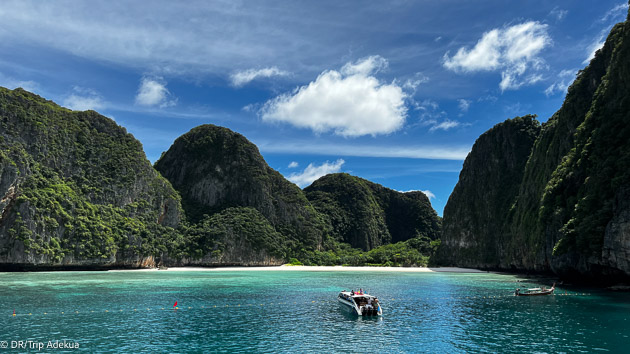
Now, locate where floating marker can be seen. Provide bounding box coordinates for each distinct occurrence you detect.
[12,309,16,317]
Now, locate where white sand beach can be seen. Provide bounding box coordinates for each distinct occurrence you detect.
[110,265,485,273]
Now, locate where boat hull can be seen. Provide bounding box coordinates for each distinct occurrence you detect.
[337,295,382,316]
[516,289,554,296]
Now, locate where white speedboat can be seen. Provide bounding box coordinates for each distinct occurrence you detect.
[337,290,382,316]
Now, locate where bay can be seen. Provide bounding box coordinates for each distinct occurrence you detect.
[1,270,628,352]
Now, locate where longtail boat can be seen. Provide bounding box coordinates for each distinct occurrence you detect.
[515,283,555,296]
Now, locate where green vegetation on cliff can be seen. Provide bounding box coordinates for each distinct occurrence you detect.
[439,10,630,281]
[1,88,443,268]
[154,124,327,258]
[0,87,181,266]
[305,173,441,251]
[541,20,630,261]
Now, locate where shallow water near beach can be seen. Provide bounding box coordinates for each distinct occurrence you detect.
[1,270,628,352]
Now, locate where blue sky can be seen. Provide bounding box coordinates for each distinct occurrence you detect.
[1,1,628,215]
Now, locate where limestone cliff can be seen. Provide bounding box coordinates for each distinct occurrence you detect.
[439,10,630,283]
[154,124,326,256]
[305,173,441,251]
[0,87,182,269]
[438,116,540,268]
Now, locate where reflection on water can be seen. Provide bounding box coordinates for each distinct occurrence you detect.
[0,270,628,352]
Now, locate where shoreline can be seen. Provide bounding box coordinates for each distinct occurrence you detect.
[108,265,487,273]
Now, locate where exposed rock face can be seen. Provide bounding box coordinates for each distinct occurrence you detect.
[155,124,326,252]
[440,11,630,283]
[602,188,630,275]
[304,173,441,251]
[438,116,540,268]
[0,87,182,269]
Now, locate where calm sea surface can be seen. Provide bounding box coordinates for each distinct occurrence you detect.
[1,270,628,353]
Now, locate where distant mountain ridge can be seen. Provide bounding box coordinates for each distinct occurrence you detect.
[0,90,442,269]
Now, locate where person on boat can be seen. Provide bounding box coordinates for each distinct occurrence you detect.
[359,288,363,295]
[351,290,355,296]
[515,288,520,295]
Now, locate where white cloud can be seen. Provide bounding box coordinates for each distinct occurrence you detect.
[457,99,471,112]
[429,120,460,132]
[500,72,543,91]
[287,159,345,187]
[256,140,470,160]
[544,69,578,97]
[585,3,629,64]
[288,161,299,168]
[584,38,605,64]
[417,100,463,132]
[600,3,629,23]
[63,94,104,111]
[62,86,104,111]
[421,190,436,199]
[0,73,39,93]
[402,72,430,94]
[477,94,498,103]
[0,2,348,78]
[260,56,407,137]
[549,7,568,21]
[135,77,176,108]
[230,67,290,87]
[443,21,551,91]
[398,189,436,199]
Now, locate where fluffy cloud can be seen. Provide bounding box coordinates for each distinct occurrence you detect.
[135,77,176,108]
[288,161,299,168]
[421,190,436,200]
[443,21,551,91]
[63,87,104,111]
[287,159,345,187]
[230,67,290,87]
[260,56,407,137]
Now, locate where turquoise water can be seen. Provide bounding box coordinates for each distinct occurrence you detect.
[1,270,629,353]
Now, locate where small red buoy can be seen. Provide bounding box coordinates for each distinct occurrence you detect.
[13,309,16,317]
